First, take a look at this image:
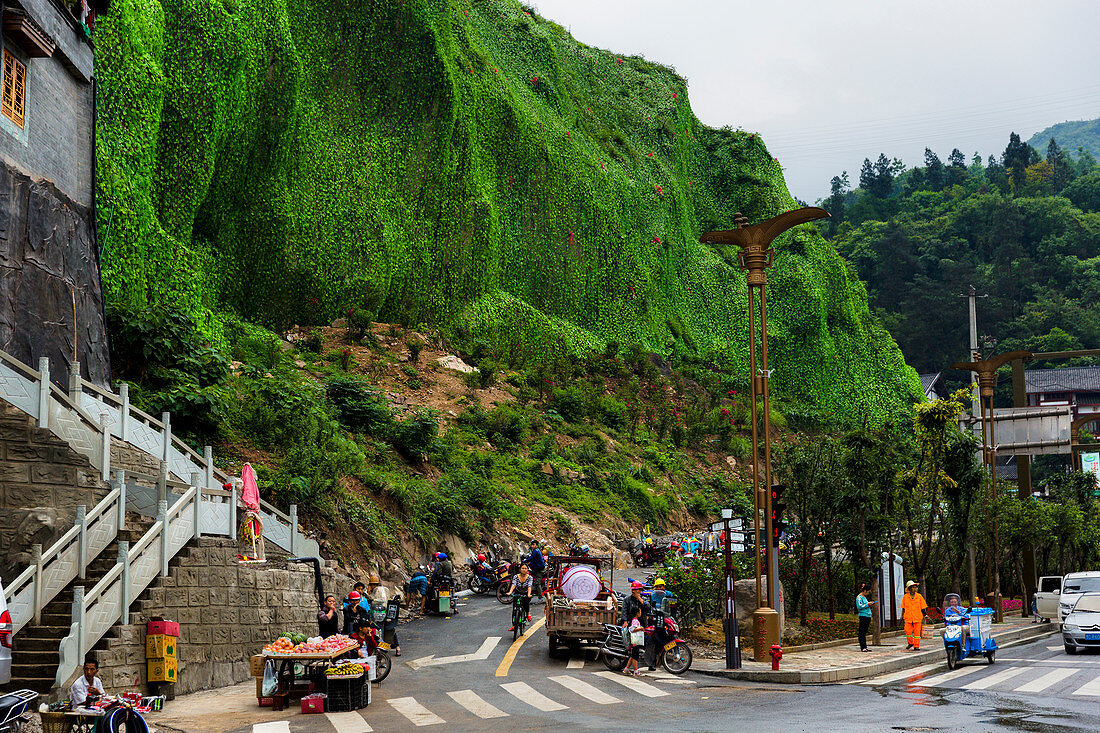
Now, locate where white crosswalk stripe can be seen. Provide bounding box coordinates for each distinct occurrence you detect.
[550,674,622,704]
[593,670,670,697]
[961,667,1026,690]
[447,690,509,719]
[252,724,290,733]
[912,665,984,688]
[1072,673,1100,696]
[1014,668,1077,693]
[858,663,944,686]
[388,697,446,726]
[501,681,569,711]
[566,656,585,669]
[325,711,373,732]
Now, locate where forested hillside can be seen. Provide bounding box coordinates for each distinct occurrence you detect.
[94,0,919,426]
[820,134,1100,394]
[1029,118,1100,161]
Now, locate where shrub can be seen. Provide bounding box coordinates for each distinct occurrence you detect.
[595,396,628,429]
[347,308,374,341]
[478,360,499,388]
[391,409,440,459]
[406,338,423,363]
[550,386,586,422]
[301,329,323,353]
[485,405,529,447]
[326,377,392,436]
[225,316,282,367]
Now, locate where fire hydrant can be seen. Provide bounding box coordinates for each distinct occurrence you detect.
[769,644,783,670]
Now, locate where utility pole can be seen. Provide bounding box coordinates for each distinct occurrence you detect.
[960,286,986,605]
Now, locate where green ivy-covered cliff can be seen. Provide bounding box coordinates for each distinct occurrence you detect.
[94,0,921,424]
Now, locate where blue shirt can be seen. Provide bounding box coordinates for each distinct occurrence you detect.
[856,594,871,618]
[527,548,545,572]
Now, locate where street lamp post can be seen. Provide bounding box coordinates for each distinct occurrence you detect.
[701,207,829,659]
[952,349,1030,624]
[721,507,741,669]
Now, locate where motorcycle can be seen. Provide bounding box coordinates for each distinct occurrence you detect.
[942,593,997,669]
[632,543,667,567]
[425,574,458,616]
[0,690,36,733]
[597,612,692,674]
[466,558,497,595]
[566,534,591,557]
[354,619,392,683]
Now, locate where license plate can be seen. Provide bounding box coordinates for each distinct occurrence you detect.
[1085,634,1100,641]
[663,641,678,652]
[440,591,450,597]
[377,642,390,650]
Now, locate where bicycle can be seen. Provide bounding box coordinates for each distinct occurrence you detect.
[512,592,529,641]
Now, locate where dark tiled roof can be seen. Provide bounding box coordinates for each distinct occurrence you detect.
[1025,367,1100,394]
[919,372,942,394]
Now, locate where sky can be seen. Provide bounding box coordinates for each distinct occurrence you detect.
[530,0,1100,201]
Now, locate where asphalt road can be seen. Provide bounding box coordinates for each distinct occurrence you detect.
[239,597,1100,733]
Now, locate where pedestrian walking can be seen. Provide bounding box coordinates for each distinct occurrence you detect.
[902,580,928,650]
[856,584,875,652]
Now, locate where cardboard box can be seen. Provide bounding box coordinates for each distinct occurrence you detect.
[146,634,177,660]
[250,655,266,677]
[148,657,177,683]
[147,619,179,638]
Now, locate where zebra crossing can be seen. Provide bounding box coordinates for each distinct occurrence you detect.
[252,670,692,731]
[859,654,1100,699]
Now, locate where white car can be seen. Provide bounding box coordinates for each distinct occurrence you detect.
[0,576,11,684]
[1058,572,1100,623]
[1062,592,1100,654]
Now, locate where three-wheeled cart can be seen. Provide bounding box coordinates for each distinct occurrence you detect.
[543,555,619,658]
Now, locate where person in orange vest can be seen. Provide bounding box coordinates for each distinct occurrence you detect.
[901,580,928,650]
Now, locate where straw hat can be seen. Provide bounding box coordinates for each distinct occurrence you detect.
[905,580,918,589]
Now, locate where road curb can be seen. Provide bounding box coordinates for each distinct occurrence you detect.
[695,622,1058,684]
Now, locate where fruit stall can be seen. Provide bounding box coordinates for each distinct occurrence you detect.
[255,634,372,713]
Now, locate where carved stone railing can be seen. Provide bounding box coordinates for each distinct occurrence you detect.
[0,351,318,557]
[2,480,124,634]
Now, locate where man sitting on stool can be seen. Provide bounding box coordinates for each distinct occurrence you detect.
[70,656,105,708]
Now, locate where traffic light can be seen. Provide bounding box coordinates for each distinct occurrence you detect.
[770,484,787,548]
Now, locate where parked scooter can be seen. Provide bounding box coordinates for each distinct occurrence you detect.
[566,533,591,557]
[632,542,668,567]
[425,575,458,616]
[0,690,37,733]
[597,613,692,674]
[353,619,391,682]
[466,556,497,595]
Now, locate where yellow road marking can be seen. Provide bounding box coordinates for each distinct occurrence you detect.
[495,616,547,677]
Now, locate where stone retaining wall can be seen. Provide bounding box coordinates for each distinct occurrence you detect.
[94,537,351,696]
[0,402,108,578]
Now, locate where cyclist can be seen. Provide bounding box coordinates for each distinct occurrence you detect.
[507,562,535,631]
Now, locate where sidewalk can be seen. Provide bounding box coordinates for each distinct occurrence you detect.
[696,614,1058,684]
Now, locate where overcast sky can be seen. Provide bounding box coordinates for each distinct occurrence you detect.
[530,0,1100,201]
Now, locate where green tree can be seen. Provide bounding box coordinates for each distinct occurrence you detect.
[924,148,946,191]
[1003,132,1038,195]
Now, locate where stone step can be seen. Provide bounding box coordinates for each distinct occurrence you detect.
[0,677,54,695]
[16,636,64,651]
[10,648,57,664]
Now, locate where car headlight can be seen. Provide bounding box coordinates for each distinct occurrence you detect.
[1064,624,1080,632]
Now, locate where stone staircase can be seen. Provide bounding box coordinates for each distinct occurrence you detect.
[2,513,152,695]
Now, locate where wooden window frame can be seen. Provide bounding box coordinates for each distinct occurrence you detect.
[2,49,26,129]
